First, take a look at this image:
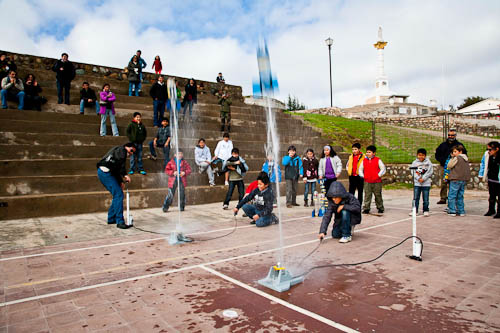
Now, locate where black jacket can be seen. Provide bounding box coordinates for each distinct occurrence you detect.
[237,187,274,217]
[97,146,128,183]
[80,88,97,102]
[149,82,168,101]
[24,82,42,96]
[435,139,467,166]
[488,155,500,182]
[319,182,361,235]
[183,83,197,103]
[52,60,76,82]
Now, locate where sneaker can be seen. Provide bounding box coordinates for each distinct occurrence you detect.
[339,236,352,243]
[223,204,229,210]
[209,183,216,187]
[286,204,292,208]
[408,211,419,216]
[271,214,279,224]
[423,211,430,217]
[250,220,256,225]
[117,224,132,229]
[149,155,157,161]
[162,207,169,213]
[437,199,447,204]
[378,209,384,214]
[458,213,466,217]
[443,207,449,212]
[273,204,278,208]
[447,212,457,217]
[128,171,134,175]
[242,213,247,217]
[139,170,147,175]
[225,181,229,186]
[362,210,370,214]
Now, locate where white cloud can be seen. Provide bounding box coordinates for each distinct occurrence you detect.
[0,0,499,109]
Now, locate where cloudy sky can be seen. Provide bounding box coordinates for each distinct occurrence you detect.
[1,0,499,109]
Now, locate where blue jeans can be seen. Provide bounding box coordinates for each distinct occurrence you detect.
[182,100,194,117]
[130,143,144,172]
[153,100,166,127]
[80,99,99,114]
[414,186,430,212]
[241,204,272,227]
[97,168,125,224]
[149,140,170,170]
[448,180,465,214]
[224,180,244,205]
[56,80,71,104]
[138,72,143,91]
[1,89,25,109]
[100,109,119,136]
[128,82,139,96]
[332,210,351,238]
[304,181,316,202]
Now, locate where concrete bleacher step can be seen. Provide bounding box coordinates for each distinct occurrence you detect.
[0,180,350,220]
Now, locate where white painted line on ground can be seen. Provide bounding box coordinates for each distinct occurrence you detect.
[0,216,311,262]
[200,265,358,333]
[0,213,429,306]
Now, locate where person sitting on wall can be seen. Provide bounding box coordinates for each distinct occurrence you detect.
[79,82,99,115]
[1,70,24,110]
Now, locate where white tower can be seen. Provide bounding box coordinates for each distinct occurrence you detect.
[374,27,389,94]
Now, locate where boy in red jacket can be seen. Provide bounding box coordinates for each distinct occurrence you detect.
[163,150,191,212]
[359,145,386,214]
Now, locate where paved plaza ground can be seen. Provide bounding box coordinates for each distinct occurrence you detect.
[1,189,500,332]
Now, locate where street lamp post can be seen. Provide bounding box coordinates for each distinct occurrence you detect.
[325,37,333,107]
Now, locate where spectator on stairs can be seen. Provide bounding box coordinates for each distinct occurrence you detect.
[127,112,148,175]
[195,138,216,187]
[127,55,141,97]
[23,74,44,111]
[149,75,168,127]
[99,83,119,137]
[219,91,232,132]
[79,82,99,115]
[0,54,17,81]
[131,50,147,93]
[167,80,182,124]
[152,55,162,75]
[148,117,171,171]
[1,70,24,110]
[216,72,225,83]
[182,78,197,120]
[212,132,233,186]
[52,53,75,105]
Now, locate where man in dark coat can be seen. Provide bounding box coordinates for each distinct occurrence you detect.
[52,52,76,105]
[97,143,136,229]
[149,75,168,127]
[319,181,361,243]
[434,129,467,204]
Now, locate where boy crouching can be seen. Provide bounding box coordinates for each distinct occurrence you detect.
[318,181,361,243]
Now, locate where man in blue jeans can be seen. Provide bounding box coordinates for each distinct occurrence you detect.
[233,172,278,227]
[97,143,136,229]
[318,181,361,243]
[149,76,168,127]
[1,70,24,109]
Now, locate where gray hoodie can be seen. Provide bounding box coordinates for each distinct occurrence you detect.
[194,145,212,166]
[319,182,361,235]
[410,157,433,187]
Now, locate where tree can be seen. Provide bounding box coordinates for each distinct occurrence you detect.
[286,94,306,111]
[457,96,486,110]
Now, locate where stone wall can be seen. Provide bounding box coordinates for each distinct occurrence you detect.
[383,163,486,190]
[0,50,243,99]
[376,115,500,138]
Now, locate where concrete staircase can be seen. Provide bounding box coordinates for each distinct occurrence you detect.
[0,52,344,220]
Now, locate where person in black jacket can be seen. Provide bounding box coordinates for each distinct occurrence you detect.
[24,74,43,111]
[79,82,99,114]
[182,78,197,120]
[97,143,136,229]
[234,172,278,227]
[319,181,361,243]
[0,54,17,81]
[434,129,467,204]
[52,53,75,105]
[149,75,168,127]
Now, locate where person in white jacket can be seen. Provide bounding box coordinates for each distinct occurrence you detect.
[318,145,343,193]
[195,138,215,186]
[408,148,433,216]
[212,132,233,185]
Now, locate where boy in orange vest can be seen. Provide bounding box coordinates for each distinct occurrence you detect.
[359,145,386,214]
[346,143,365,203]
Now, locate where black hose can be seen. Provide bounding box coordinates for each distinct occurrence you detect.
[293,236,423,279]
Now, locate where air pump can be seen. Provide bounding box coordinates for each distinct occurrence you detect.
[125,183,133,227]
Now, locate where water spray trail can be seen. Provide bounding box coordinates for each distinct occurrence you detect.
[167,78,182,231]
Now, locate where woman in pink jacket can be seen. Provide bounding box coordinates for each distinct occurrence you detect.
[99,83,119,136]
